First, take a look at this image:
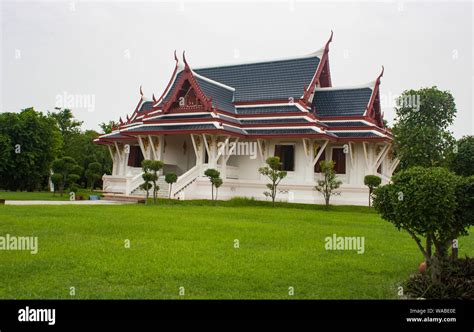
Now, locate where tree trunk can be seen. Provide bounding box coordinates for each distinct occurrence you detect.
[272,182,276,207]
[426,234,432,268]
[168,184,172,199]
[430,241,449,284]
[451,246,458,261]
[451,239,458,261]
[430,254,443,284]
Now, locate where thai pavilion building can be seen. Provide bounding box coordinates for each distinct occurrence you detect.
[95,33,399,205]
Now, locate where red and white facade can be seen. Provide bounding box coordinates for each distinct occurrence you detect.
[95,33,399,205]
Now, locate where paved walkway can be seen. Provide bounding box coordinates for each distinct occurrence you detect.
[5,200,134,205]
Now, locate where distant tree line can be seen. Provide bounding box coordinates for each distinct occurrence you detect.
[0,107,112,191]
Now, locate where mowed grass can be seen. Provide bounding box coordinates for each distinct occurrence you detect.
[0,190,95,201]
[0,200,472,299]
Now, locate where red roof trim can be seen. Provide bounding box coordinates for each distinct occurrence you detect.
[302,31,333,106]
[154,51,180,107]
[161,53,213,114]
[365,66,384,126]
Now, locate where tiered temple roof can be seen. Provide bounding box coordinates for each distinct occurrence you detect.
[96,32,391,145]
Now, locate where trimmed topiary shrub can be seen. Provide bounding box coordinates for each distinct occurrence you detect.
[364,175,381,207]
[373,167,466,284]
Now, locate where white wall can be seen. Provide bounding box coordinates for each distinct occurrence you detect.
[106,136,398,206]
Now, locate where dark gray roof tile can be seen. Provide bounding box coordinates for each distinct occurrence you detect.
[194,56,320,102]
[329,131,380,138]
[236,105,304,115]
[313,88,372,117]
[124,124,216,132]
[154,113,213,120]
[195,76,235,113]
[245,128,317,135]
[221,125,247,135]
[138,101,154,113]
[241,118,310,125]
[322,121,368,127]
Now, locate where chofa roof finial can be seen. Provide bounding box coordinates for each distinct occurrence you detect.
[324,30,333,52]
[183,51,190,71]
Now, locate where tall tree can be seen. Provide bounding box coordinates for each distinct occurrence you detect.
[99,121,119,134]
[73,130,113,186]
[0,134,12,174]
[51,156,83,196]
[392,87,456,170]
[48,108,112,186]
[0,108,62,191]
[48,108,82,137]
[85,162,103,190]
[449,135,474,177]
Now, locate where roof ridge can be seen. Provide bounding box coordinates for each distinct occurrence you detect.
[315,81,376,92]
[193,49,324,71]
[192,71,236,92]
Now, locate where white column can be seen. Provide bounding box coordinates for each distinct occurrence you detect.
[137,136,147,160]
[302,138,315,182]
[122,144,128,176]
[362,142,372,175]
[191,134,204,174]
[108,145,117,176]
[202,134,218,169]
[157,135,164,161]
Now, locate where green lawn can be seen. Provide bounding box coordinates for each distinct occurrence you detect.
[0,199,472,299]
[0,190,95,201]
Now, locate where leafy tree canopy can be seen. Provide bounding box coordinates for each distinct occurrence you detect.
[99,121,119,134]
[258,157,287,206]
[392,87,456,170]
[373,167,472,283]
[315,160,342,207]
[0,108,62,191]
[449,135,474,177]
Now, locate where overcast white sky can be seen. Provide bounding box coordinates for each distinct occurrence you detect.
[1,0,473,137]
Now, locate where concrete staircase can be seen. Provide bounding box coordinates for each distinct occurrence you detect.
[102,193,146,204]
[130,176,170,198]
